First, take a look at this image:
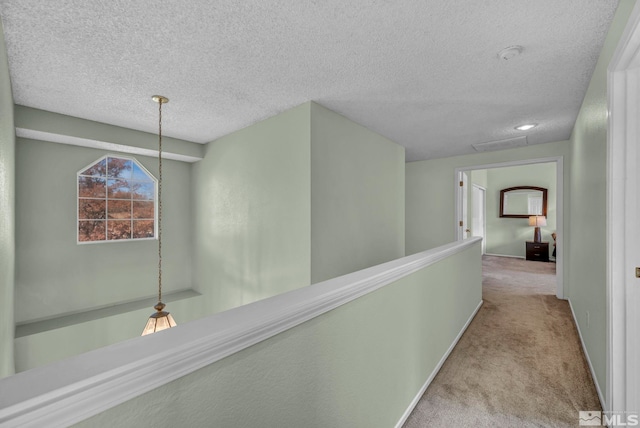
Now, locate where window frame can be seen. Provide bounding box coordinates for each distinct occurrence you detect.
[77,154,158,245]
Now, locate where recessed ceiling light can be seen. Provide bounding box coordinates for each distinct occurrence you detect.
[515,124,537,131]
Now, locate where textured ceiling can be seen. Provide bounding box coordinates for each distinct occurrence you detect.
[0,0,619,161]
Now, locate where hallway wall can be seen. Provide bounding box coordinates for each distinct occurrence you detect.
[567,0,637,402]
[405,0,638,404]
[0,17,16,378]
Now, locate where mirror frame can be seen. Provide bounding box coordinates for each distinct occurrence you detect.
[499,186,547,218]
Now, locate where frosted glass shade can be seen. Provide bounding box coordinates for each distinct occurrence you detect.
[528,215,547,227]
[141,304,177,336]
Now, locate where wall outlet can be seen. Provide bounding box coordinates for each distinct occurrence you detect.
[586,311,590,328]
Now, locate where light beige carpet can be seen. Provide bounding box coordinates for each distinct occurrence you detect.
[403,256,601,428]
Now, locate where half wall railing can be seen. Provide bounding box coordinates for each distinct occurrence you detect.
[0,237,482,428]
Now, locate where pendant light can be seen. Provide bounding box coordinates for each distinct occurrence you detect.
[142,95,177,336]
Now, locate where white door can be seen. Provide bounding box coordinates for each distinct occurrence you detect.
[459,172,469,239]
[472,185,486,254]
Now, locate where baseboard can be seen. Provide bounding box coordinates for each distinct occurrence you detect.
[484,253,525,259]
[568,299,606,411]
[394,299,484,428]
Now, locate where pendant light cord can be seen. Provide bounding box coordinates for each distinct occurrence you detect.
[157,100,163,304]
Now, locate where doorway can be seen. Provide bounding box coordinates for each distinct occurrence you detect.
[455,156,564,299]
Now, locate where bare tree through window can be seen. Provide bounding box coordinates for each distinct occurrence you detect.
[78,155,156,243]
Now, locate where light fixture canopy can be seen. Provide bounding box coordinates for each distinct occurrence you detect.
[515,123,537,131]
[152,95,169,104]
[142,95,177,336]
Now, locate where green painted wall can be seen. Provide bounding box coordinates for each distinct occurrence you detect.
[406,141,570,250]
[310,103,405,283]
[567,0,636,399]
[13,139,200,370]
[192,103,312,314]
[0,18,16,378]
[76,242,482,428]
[192,102,406,312]
[404,0,636,400]
[406,141,570,293]
[10,101,406,371]
[484,163,556,258]
[15,139,194,323]
[14,292,206,372]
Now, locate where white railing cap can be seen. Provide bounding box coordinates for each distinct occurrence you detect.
[0,237,481,428]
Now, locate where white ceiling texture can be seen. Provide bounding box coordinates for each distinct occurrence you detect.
[0,0,619,161]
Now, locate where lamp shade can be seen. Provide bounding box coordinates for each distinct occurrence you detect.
[528,215,547,227]
[141,302,177,336]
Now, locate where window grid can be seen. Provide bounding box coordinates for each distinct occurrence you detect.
[77,155,157,244]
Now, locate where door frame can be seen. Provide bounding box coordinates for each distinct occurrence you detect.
[607,0,640,414]
[459,171,469,239]
[454,156,564,299]
[471,184,487,255]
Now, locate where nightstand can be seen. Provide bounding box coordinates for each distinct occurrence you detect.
[526,241,549,262]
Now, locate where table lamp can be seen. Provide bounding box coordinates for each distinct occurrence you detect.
[528,215,547,243]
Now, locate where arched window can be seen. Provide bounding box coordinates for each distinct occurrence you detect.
[77,155,157,243]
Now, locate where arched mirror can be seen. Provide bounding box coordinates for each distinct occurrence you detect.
[499,186,547,218]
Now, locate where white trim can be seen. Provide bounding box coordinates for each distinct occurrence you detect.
[455,156,564,171]
[394,299,483,428]
[454,156,564,299]
[568,299,606,409]
[607,0,640,414]
[471,184,487,254]
[455,171,468,241]
[456,171,464,240]
[0,238,482,428]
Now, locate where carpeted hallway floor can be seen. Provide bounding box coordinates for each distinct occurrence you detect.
[403,256,601,427]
